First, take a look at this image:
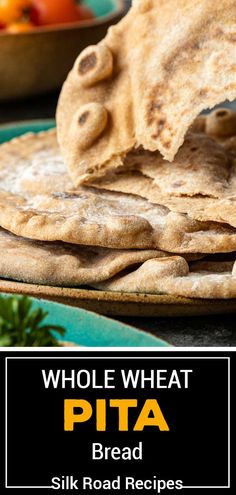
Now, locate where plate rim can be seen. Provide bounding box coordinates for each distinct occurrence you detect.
[0,119,56,131]
[1,279,236,307]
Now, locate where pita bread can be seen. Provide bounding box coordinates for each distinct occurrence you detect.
[1,130,236,253]
[0,224,234,298]
[98,171,236,228]
[95,257,236,299]
[126,133,231,198]
[0,228,166,287]
[93,110,236,227]
[57,0,236,185]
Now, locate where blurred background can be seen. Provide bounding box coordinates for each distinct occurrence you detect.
[0,0,131,123]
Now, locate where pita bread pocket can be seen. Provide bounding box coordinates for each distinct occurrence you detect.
[0,228,169,287]
[95,257,236,299]
[1,130,236,253]
[57,0,236,185]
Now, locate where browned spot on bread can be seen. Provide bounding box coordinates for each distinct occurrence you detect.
[198,88,208,98]
[137,0,153,13]
[162,38,202,76]
[226,33,236,43]
[79,111,89,125]
[146,92,163,126]
[151,118,167,139]
[172,181,185,188]
[163,140,171,149]
[79,53,97,74]
[158,118,166,129]
[216,109,229,118]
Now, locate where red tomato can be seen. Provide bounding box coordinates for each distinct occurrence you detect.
[0,0,31,24]
[77,4,94,21]
[31,0,80,26]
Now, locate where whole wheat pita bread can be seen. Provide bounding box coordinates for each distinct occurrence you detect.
[93,110,236,227]
[1,130,236,253]
[126,132,231,198]
[0,228,167,287]
[96,170,236,228]
[95,257,236,299]
[2,222,235,298]
[57,0,236,185]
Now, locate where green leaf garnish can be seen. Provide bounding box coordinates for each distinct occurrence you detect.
[0,296,65,347]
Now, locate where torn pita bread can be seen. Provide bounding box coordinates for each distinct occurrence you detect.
[95,257,236,299]
[126,133,231,199]
[57,0,236,185]
[98,171,236,229]
[1,130,236,253]
[93,110,236,227]
[0,228,166,287]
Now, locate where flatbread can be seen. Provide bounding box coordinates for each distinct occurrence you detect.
[127,133,231,198]
[1,224,234,298]
[0,228,166,287]
[93,110,236,228]
[96,171,236,229]
[1,130,236,253]
[57,0,236,185]
[95,257,236,299]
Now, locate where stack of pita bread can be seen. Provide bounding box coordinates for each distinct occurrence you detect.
[1,0,236,299]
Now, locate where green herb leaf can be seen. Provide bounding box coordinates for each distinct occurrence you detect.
[0,296,65,347]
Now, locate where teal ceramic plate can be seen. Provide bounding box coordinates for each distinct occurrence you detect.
[0,120,56,143]
[1,294,169,347]
[37,298,169,347]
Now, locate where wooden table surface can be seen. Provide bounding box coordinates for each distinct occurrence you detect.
[1,91,236,347]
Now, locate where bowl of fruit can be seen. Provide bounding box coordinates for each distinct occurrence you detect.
[0,0,125,101]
